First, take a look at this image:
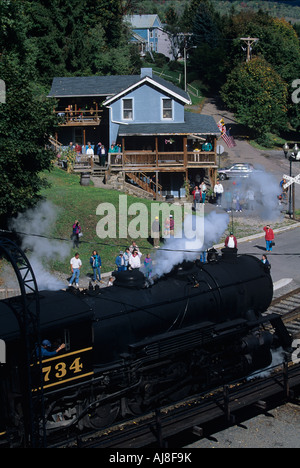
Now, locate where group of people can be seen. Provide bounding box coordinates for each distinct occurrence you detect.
[69,250,102,288]
[213,180,256,213]
[68,238,155,288]
[223,224,274,270]
[115,242,153,278]
[68,213,276,288]
[67,140,122,167]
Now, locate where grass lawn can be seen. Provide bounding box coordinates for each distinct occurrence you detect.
[40,167,181,276]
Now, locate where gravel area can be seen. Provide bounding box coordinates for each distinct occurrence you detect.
[185,403,300,448]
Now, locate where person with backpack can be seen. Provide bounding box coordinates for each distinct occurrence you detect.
[90,250,102,282]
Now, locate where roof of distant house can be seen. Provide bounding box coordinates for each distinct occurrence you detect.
[124,14,162,29]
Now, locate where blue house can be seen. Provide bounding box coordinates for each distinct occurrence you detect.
[48,69,220,198]
[124,14,178,60]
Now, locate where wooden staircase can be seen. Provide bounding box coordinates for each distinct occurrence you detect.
[126,172,163,200]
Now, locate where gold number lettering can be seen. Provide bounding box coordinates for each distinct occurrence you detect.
[42,366,51,382]
[69,357,83,374]
[55,362,67,379]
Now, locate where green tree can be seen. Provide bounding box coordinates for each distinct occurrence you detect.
[0,56,58,219]
[220,56,288,139]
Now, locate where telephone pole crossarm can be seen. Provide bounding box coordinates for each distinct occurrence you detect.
[240,37,259,62]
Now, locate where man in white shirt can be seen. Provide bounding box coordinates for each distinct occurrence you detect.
[214,180,224,207]
[69,252,82,288]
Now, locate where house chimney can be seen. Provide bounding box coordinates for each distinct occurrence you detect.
[140,68,153,78]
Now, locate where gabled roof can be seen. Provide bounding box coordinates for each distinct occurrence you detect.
[48,76,140,98]
[48,72,191,105]
[103,74,191,106]
[124,14,162,29]
[118,112,221,137]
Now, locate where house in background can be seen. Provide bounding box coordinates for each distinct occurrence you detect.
[48,68,220,199]
[124,14,177,60]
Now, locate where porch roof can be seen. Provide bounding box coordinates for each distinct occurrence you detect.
[118,113,221,137]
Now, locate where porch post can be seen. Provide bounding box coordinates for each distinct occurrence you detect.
[122,137,125,166]
[155,136,158,168]
[183,136,187,168]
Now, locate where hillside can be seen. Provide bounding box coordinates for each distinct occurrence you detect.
[135,0,300,21]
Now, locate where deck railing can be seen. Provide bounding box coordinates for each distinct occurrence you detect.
[109,151,216,168]
[55,109,102,125]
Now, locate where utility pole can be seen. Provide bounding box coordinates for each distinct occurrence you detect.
[240,37,259,62]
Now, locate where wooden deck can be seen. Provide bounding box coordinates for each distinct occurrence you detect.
[108,151,217,171]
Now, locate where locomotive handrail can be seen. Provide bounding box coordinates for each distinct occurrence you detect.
[0,237,45,448]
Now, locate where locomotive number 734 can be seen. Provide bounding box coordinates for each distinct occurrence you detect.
[33,347,94,390]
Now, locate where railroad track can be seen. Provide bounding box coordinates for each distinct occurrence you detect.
[265,287,300,338]
[53,361,300,449]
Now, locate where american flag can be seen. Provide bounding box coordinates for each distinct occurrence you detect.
[221,132,236,148]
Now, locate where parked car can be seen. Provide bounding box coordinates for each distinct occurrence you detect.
[218,163,254,180]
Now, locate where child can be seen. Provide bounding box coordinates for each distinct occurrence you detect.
[144,253,152,278]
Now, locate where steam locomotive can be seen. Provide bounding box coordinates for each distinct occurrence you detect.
[0,248,292,446]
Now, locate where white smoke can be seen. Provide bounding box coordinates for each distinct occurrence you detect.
[9,201,69,291]
[229,167,283,221]
[150,210,229,278]
[247,347,286,380]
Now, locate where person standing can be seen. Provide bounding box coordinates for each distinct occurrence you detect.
[129,249,142,269]
[214,180,224,207]
[144,253,152,278]
[96,142,102,164]
[224,231,237,249]
[115,251,126,271]
[263,225,275,252]
[90,250,102,282]
[72,220,81,248]
[86,143,94,167]
[151,216,160,248]
[169,215,174,236]
[224,189,232,213]
[192,186,201,210]
[69,252,82,288]
[123,247,131,270]
[100,144,107,166]
[200,181,207,204]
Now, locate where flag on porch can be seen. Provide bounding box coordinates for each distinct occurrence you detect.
[221,132,236,148]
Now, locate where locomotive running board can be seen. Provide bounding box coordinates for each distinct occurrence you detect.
[128,320,248,361]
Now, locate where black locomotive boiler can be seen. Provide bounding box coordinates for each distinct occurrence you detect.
[0,249,292,445]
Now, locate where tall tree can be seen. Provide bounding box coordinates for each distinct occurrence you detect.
[0,55,58,220]
[220,56,288,140]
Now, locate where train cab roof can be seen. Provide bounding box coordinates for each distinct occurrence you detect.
[0,289,93,341]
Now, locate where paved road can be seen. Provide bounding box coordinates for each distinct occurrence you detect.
[201,96,300,208]
[200,97,300,297]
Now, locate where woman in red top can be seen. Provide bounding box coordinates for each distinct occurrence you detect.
[263,225,274,252]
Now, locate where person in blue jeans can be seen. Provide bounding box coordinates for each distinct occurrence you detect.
[90,250,102,281]
[69,252,82,288]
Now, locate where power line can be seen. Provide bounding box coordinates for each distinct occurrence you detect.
[0,229,299,256]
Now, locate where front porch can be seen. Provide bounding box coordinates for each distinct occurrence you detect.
[108,150,216,170]
[69,149,217,200]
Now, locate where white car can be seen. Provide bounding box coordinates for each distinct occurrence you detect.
[218,163,254,180]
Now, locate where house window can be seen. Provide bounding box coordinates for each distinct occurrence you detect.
[123,99,133,120]
[162,98,173,119]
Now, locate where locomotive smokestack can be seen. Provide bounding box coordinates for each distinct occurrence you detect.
[220,247,238,263]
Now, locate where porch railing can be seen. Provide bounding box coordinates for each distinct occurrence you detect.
[54,109,103,125]
[109,151,216,167]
